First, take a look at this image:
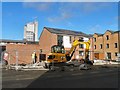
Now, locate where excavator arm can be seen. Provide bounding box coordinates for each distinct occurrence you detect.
[68,39,90,60]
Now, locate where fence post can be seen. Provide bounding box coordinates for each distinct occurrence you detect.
[15,50,19,70]
[0,51,2,90]
[8,52,10,69]
[0,51,3,68]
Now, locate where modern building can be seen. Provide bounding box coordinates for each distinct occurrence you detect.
[92,30,120,61]
[24,21,38,41]
[39,27,92,60]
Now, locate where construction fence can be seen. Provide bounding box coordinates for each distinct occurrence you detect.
[0,49,50,65]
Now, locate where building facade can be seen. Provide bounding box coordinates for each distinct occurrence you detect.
[39,27,92,60]
[24,21,38,41]
[0,39,40,64]
[92,30,120,60]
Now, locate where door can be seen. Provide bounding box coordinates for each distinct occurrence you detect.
[107,53,111,59]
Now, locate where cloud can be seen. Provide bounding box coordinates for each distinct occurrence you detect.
[23,2,53,11]
[47,11,72,23]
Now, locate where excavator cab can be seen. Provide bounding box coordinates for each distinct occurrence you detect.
[51,45,65,54]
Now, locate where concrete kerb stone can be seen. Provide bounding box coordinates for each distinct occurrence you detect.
[7,63,48,71]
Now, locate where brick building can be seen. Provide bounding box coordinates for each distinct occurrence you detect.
[1,27,119,65]
[92,30,120,60]
[39,27,92,60]
[0,39,40,64]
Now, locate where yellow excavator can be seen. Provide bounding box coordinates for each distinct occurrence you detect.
[44,39,93,70]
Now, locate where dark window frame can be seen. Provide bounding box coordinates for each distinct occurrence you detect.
[106,35,109,40]
[115,43,118,48]
[94,45,96,49]
[106,44,109,48]
[100,44,102,49]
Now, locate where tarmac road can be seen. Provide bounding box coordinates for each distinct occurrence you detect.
[1,65,120,89]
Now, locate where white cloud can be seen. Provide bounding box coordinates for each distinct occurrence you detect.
[47,11,72,23]
[23,2,53,11]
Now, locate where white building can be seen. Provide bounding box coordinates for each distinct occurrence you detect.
[24,21,38,41]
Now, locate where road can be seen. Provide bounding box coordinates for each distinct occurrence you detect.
[2,65,120,89]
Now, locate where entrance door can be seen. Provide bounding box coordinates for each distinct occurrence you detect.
[94,53,99,59]
[107,53,111,59]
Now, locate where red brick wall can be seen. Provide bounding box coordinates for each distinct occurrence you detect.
[92,31,119,60]
[6,44,40,64]
[39,28,57,59]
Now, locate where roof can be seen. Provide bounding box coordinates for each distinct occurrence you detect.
[44,27,92,37]
[105,30,120,34]
[94,30,119,36]
[0,39,39,44]
[94,33,103,36]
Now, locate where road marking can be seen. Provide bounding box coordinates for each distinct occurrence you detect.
[15,77,36,80]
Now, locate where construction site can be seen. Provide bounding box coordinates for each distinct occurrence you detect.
[0,27,120,89]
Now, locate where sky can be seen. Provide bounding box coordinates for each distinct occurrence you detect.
[1,1,119,40]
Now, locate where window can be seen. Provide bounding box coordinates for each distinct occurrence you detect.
[115,53,118,56]
[70,36,72,43]
[94,38,96,42]
[106,44,109,48]
[115,43,117,48]
[47,55,55,59]
[94,45,96,49]
[79,51,84,56]
[79,44,84,48]
[57,35,63,45]
[79,37,84,41]
[106,35,109,40]
[100,44,102,49]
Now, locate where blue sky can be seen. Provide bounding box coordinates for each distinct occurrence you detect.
[2,2,118,40]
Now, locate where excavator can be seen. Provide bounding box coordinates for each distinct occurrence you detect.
[43,39,93,70]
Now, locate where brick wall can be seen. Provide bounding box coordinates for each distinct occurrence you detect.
[6,44,40,64]
[92,31,119,60]
[103,31,118,60]
[39,28,57,59]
